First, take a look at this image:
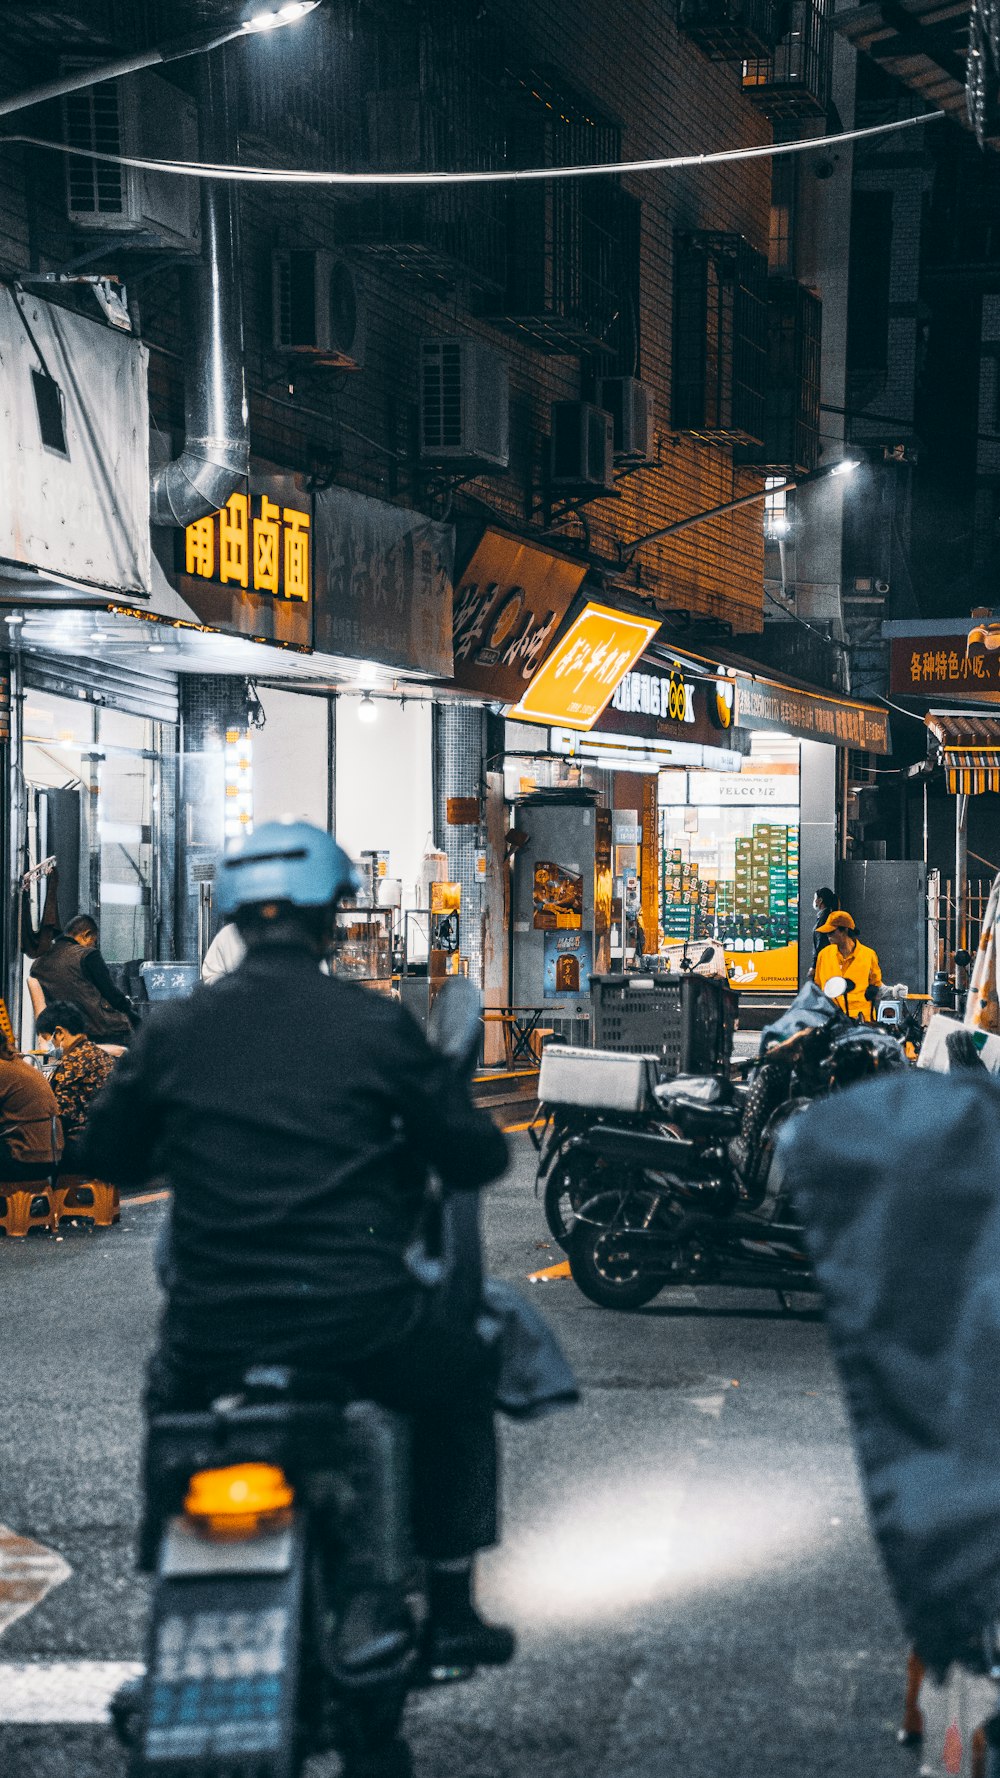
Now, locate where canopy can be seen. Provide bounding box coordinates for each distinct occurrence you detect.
[926,711,1000,793]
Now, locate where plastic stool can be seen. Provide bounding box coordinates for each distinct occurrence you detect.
[54,1177,120,1229]
[0,1184,57,1237]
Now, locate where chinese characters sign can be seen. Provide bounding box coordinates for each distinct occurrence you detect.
[313,485,453,677]
[889,637,1000,698]
[184,492,311,601]
[598,654,749,753]
[512,603,661,731]
[733,675,890,754]
[175,473,313,649]
[452,529,587,700]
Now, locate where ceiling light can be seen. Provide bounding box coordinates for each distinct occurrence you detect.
[357,692,378,725]
[147,643,166,653]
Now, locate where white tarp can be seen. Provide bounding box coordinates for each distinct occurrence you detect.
[0,286,149,597]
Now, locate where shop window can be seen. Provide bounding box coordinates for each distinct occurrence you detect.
[659,736,801,994]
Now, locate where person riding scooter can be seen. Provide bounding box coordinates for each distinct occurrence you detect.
[80,820,515,1703]
[813,910,882,1020]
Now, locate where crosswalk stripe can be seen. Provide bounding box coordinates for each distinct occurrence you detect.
[0,1660,144,1723]
[0,1526,71,1637]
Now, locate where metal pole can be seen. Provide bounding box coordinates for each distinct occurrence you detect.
[955,792,969,1001]
[922,778,928,865]
[838,747,849,861]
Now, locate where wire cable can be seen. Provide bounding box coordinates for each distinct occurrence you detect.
[0,109,944,188]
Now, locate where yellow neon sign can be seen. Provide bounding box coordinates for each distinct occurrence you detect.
[184,492,311,602]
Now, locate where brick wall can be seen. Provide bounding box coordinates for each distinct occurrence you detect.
[0,2,772,634]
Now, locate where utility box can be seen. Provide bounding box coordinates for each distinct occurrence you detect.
[837,860,929,994]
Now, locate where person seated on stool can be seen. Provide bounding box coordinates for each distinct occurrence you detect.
[0,1033,62,1180]
[35,1000,116,1170]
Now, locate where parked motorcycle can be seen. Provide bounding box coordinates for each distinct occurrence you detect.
[552,980,906,1312]
[112,978,490,1778]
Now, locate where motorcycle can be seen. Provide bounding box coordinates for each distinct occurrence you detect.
[552,978,906,1312]
[112,978,490,1778]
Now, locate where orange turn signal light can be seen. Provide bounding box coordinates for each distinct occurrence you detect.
[184,1462,294,1539]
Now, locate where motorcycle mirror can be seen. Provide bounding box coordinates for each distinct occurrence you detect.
[427,975,482,1074]
[824,976,849,1000]
[698,947,715,966]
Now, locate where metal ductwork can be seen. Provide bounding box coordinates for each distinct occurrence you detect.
[150,49,248,528]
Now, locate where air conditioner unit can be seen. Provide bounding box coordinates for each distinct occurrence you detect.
[419,339,510,469]
[550,402,615,492]
[598,377,655,462]
[62,69,199,248]
[272,250,366,368]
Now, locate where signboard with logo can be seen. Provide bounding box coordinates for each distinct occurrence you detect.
[313,486,453,676]
[889,636,1000,698]
[452,530,588,700]
[600,656,749,753]
[176,472,313,648]
[511,603,661,731]
[733,675,890,754]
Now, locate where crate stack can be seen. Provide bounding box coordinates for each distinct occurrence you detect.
[724,824,800,949]
[662,848,696,941]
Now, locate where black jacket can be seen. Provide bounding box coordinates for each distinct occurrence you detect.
[780,1070,1000,1673]
[82,941,509,1363]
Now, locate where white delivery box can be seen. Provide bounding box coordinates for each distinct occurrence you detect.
[917,1012,1000,1075]
[537,1045,658,1112]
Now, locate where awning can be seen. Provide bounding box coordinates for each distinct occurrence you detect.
[926,711,1000,793]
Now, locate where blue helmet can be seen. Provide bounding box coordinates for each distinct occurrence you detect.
[216,820,360,918]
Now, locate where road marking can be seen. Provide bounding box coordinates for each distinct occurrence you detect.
[0,1526,72,1637]
[0,1660,144,1722]
[123,1190,171,1206]
[502,1119,535,1134]
[528,1260,571,1281]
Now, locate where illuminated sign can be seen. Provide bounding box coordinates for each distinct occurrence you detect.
[452,530,587,700]
[184,491,311,602]
[511,603,661,731]
[610,664,695,724]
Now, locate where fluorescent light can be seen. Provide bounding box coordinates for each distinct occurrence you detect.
[147,643,165,654]
[830,458,859,477]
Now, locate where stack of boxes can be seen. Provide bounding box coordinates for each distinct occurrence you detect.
[660,824,799,954]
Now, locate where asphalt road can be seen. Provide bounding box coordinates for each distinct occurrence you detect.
[0,1136,915,1778]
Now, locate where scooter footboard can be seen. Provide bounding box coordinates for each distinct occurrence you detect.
[138,1515,306,1777]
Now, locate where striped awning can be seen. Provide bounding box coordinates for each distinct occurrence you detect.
[926,712,1000,793]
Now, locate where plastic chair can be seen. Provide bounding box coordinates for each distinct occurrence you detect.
[54,1175,120,1229]
[0,1183,57,1237]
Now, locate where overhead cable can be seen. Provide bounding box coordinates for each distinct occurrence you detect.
[1,110,944,187]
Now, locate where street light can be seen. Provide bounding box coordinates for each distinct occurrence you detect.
[0,2,322,121]
[621,456,860,562]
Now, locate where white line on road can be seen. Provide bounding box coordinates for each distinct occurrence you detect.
[0,1525,71,1637]
[0,1661,144,1723]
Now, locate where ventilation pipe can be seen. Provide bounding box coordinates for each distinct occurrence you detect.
[150,48,248,527]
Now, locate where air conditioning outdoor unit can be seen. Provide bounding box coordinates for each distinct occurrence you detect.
[62,69,200,248]
[550,402,615,492]
[599,376,655,462]
[419,339,510,469]
[272,250,366,368]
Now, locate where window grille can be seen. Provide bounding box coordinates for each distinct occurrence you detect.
[761,278,822,475]
[484,69,635,358]
[671,231,768,445]
[742,0,832,118]
[679,0,776,62]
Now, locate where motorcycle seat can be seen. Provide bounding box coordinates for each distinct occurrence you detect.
[653,1074,729,1107]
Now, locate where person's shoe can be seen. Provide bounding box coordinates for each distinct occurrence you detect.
[420,1612,516,1683]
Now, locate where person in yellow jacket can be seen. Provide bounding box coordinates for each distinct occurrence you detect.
[813,910,882,1020]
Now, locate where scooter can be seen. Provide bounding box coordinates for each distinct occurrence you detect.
[558,978,906,1312]
[112,978,488,1778]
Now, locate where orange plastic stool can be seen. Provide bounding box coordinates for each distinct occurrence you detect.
[0,1184,57,1237]
[55,1176,120,1229]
